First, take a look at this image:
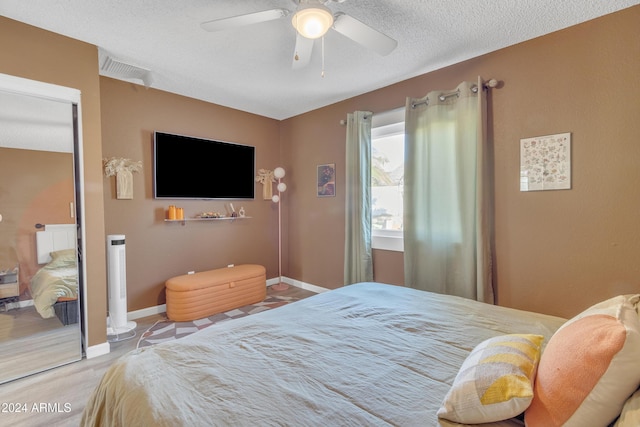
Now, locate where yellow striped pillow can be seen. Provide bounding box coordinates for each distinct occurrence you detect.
[437,334,543,424]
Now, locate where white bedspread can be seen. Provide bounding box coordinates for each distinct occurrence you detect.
[81,282,566,427]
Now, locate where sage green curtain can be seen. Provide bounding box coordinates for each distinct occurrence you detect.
[403,78,494,303]
[344,111,373,285]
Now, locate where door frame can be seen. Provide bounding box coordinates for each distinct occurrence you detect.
[0,72,88,355]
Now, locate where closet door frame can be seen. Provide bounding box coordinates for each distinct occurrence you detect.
[0,72,88,355]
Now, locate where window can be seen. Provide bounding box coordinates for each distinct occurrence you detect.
[371,108,404,251]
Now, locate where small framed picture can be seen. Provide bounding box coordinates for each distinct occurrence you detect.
[317,163,336,197]
[520,132,571,191]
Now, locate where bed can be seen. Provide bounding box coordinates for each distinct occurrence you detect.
[81,282,640,427]
[30,224,79,323]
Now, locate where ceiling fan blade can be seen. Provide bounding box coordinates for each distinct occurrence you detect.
[333,12,397,56]
[201,8,290,32]
[292,33,314,69]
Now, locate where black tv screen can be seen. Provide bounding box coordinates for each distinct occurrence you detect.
[153,132,255,199]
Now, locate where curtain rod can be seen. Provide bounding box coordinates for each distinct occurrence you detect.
[411,78,499,109]
[340,79,499,123]
[339,112,371,126]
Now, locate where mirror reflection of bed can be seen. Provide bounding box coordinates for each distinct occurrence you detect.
[0,224,82,384]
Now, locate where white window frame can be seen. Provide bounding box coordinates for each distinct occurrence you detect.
[371,107,404,252]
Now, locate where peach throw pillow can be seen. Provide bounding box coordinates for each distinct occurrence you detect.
[525,295,640,427]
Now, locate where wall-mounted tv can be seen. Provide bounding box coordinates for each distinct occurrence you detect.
[153,131,255,199]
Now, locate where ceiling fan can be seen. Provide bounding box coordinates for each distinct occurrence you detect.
[200,0,398,70]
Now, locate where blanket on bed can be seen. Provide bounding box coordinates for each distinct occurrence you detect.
[30,248,78,319]
[81,282,566,427]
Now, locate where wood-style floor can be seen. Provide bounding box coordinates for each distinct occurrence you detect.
[0,306,83,385]
[0,285,317,426]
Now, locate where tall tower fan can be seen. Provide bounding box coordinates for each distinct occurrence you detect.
[106,234,136,341]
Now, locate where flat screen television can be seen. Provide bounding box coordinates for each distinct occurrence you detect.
[153,131,255,199]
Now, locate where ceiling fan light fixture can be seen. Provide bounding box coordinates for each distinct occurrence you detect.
[292,5,334,39]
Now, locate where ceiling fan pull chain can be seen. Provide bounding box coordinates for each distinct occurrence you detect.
[321,35,325,78]
[294,13,300,61]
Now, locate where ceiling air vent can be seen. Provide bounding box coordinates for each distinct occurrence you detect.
[101,56,153,88]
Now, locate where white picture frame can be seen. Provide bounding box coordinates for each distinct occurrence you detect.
[520,132,571,192]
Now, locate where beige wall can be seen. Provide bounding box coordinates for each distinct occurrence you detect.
[282,6,640,318]
[99,77,281,310]
[0,17,107,346]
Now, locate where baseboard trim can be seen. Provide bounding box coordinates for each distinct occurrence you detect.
[86,342,110,359]
[128,303,167,321]
[280,276,330,294]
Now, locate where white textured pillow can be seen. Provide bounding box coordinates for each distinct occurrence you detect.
[437,334,543,424]
[525,295,640,427]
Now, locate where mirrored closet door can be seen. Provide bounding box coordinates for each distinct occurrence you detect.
[0,74,84,384]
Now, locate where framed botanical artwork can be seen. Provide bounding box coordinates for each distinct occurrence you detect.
[317,163,336,197]
[520,132,571,191]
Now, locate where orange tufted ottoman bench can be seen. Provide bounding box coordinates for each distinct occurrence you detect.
[165,264,266,321]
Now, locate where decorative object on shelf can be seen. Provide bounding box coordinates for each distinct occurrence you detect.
[271,167,288,291]
[167,205,184,220]
[239,207,246,217]
[317,163,336,197]
[229,203,238,218]
[520,132,571,192]
[255,168,276,200]
[197,211,225,219]
[103,157,143,200]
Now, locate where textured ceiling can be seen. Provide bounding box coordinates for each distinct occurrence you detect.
[1,0,638,120]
